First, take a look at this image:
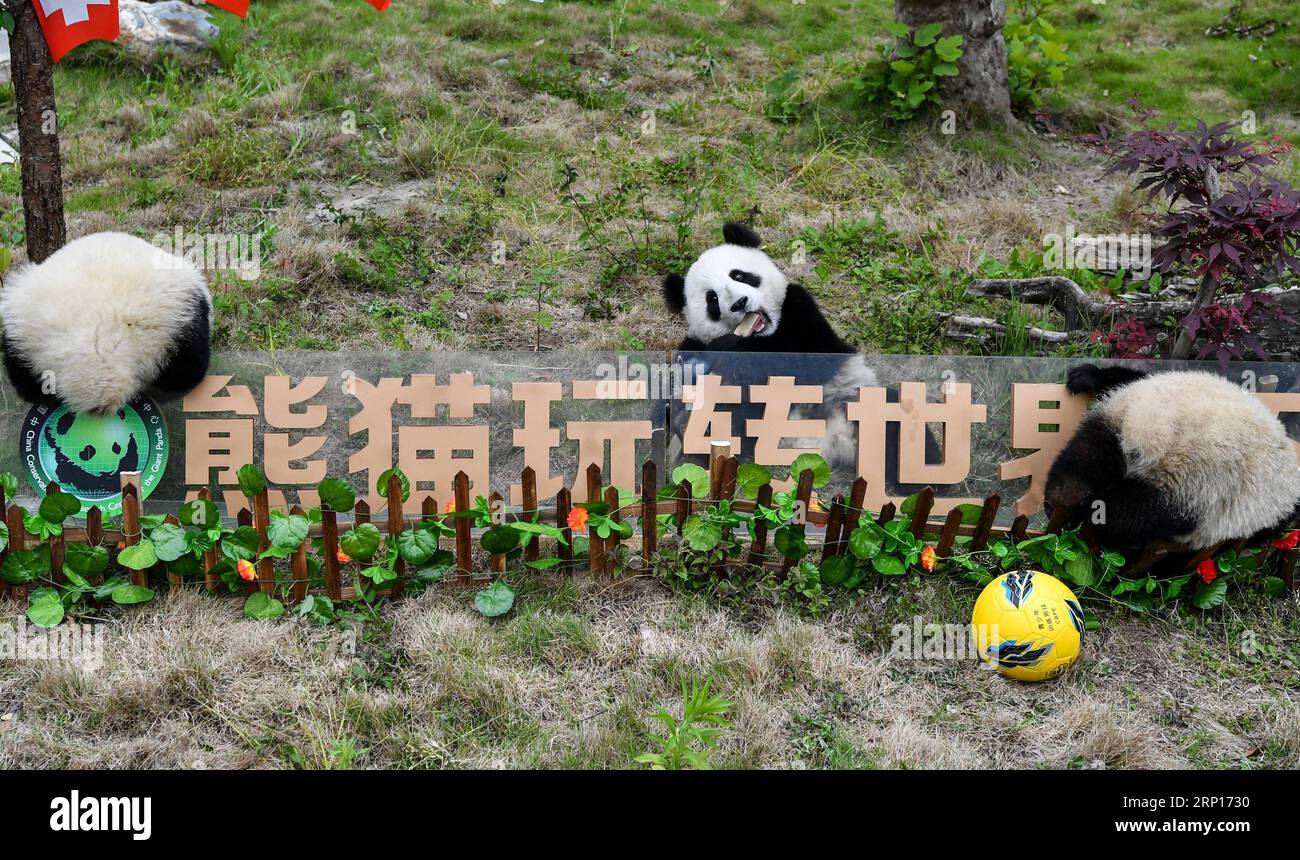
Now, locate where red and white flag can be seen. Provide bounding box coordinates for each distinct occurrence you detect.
[33,0,120,63]
[205,0,250,17]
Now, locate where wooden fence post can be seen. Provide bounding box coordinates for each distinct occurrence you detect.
[521,466,539,565]
[641,459,657,564]
[970,494,1000,551]
[320,503,344,601]
[387,473,406,598]
[85,505,104,586]
[782,469,815,577]
[489,491,507,575]
[252,486,274,595]
[556,487,573,565]
[675,479,691,534]
[820,494,845,563]
[236,508,256,595]
[198,489,220,593]
[453,471,472,581]
[120,472,145,588]
[47,482,65,586]
[935,508,964,559]
[603,485,620,576]
[290,505,310,603]
[587,463,603,575]
[746,483,773,568]
[6,503,25,603]
[907,487,935,540]
[163,513,182,594]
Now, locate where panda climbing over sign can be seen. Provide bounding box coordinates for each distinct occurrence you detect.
[0,232,213,415]
[662,221,936,478]
[1045,363,1300,549]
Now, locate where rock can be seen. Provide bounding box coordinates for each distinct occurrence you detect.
[117,0,218,58]
[310,180,447,222]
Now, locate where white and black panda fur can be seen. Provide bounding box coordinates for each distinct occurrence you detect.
[1046,364,1300,550]
[663,222,932,477]
[0,232,212,415]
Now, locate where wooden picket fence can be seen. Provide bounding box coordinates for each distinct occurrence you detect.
[1,442,1296,607]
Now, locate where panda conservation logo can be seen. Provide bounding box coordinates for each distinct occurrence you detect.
[19,396,169,518]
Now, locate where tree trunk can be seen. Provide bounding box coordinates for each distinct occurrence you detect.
[8,0,66,264]
[894,0,1013,125]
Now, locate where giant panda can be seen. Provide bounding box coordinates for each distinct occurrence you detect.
[1045,363,1300,550]
[0,232,213,415]
[662,221,936,480]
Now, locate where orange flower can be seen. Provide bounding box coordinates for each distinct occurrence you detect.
[116,541,126,550]
[920,545,937,573]
[1271,529,1299,551]
[1196,558,1217,584]
[444,499,456,514]
[567,506,589,534]
[237,558,257,582]
[336,549,352,564]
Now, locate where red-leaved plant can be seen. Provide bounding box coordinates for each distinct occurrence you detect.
[1084,102,1299,361]
[1091,319,1156,359]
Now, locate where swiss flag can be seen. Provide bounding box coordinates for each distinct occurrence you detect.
[205,0,250,16]
[33,0,120,63]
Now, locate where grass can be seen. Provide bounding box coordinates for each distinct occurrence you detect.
[0,0,1290,353]
[0,572,1295,769]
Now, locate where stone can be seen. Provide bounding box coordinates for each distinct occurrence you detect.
[117,0,218,58]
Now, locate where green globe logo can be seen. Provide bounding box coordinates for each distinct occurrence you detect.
[21,397,169,517]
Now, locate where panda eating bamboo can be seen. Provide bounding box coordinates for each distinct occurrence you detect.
[662,221,937,481]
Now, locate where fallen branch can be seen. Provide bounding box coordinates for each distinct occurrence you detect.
[964,276,1110,329]
[938,313,1073,345]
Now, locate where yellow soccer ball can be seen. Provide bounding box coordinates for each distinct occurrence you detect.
[971,570,1084,682]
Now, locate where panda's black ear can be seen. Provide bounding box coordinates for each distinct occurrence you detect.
[722,222,762,248]
[663,274,686,314]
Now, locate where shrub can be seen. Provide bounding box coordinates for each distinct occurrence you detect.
[858,21,963,122]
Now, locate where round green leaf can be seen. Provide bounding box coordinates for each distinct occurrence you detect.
[474,580,515,618]
[167,553,203,577]
[398,528,439,564]
[39,491,81,524]
[789,453,831,489]
[150,523,189,562]
[237,464,267,498]
[268,514,310,551]
[117,541,158,571]
[317,478,356,513]
[848,525,883,560]
[774,525,808,561]
[480,525,520,555]
[295,594,335,625]
[111,584,155,605]
[26,588,65,627]
[872,554,906,576]
[339,522,382,561]
[243,591,285,620]
[220,526,261,563]
[0,472,17,500]
[682,515,722,551]
[670,463,711,499]
[0,520,8,554]
[820,555,855,587]
[376,468,410,502]
[735,463,772,498]
[179,498,220,528]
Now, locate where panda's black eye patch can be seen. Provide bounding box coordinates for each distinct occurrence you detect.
[729,269,761,287]
[705,289,721,321]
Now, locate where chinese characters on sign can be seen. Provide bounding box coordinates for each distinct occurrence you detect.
[181,364,1300,520]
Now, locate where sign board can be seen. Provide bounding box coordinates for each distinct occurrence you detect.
[2,352,1297,526]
